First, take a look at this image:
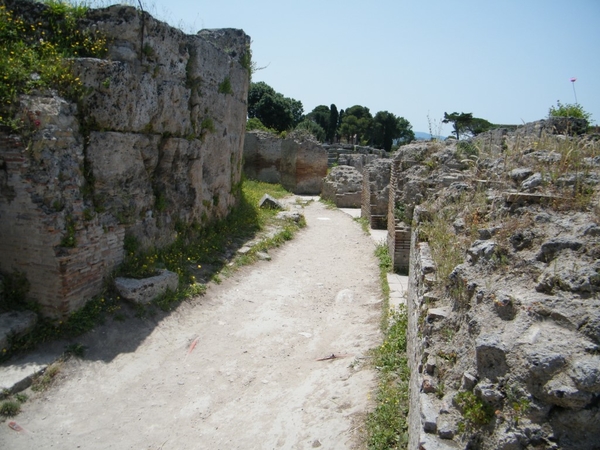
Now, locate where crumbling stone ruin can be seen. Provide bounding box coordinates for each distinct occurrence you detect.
[318,145,388,210]
[0,0,249,317]
[324,144,386,168]
[321,165,364,208]
[243,130,327,195]
[361,159,392,229]
[389,123,600,448]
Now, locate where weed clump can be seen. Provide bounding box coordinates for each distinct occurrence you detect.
[0,1,107,130]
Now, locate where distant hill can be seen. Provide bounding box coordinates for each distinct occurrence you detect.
[414,131,446,141]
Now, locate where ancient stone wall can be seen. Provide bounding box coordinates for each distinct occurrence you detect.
[321,165,363,208]
[361,159,391,229]
[325,144,386,168]
[398,126,600,448]
[243,130,327,195]
[0,2,249,317]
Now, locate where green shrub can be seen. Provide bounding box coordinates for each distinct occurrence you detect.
[218,77,233,94]
[548,100,592,122]
[246,117,276,134]
[455,391,494,431]
[0,400,20,417]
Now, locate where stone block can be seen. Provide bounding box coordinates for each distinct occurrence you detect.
[421,394,439,433]
[571,356,600,393]
[115,270,179,304]
[475,334,508,380]
[259,194,285,210]
[543,374,592,409]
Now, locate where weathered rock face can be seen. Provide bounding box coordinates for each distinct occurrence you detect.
[243,130,327,194]
[321,165,363,208]
[397,125,600,448]
[0,2,249,317]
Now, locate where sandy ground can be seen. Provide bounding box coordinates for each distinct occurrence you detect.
[1,199,385,450]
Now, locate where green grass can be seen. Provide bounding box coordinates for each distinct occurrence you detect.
[455,391,494,432]
[366,308,410,449]
[366,244,410,450]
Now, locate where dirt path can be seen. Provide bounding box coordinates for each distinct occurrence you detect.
[1,199,384,449]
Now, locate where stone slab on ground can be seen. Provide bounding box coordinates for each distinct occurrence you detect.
[388,273,409,310]
[0,351,58,394]
[114,269,179,304]
[339,207,387,243]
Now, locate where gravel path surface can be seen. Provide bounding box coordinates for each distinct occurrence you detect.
[1,199,384,449]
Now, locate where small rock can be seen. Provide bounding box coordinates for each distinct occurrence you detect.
[425,354,437,375]
[237,246,252,255]
[521,172,543,191]
[422,377,437,394]
[583,223,600,237]
[114,269,178,305]
[427,307,450,322]
[477,227,500,240]
[462,372,478,391]
[452,218,465,233]
[525,347,566,379]
[543,374,592,409]
[255,251,271,261]
[276,211,303,222]
[423,292,439,303]
[467,240,497,263]
[258,194,285,210]
[493,292,518,320]
[509,168,534,182]
[536,238,583,263]
[421,394,438,433]
[570,356,600,393]
[475,381,504,407]
[510,229,535,251]
[436,416,457,440]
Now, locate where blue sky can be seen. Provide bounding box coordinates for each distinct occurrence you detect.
[140,0,599,134]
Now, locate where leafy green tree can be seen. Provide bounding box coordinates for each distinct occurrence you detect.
[288,98,304,128]
[306,105,331,136]
[340,105,373,144]
[295,119,325,141]
[247,82,304,132]
[466,117,494,136]
[247,81,275,118]
[443,112,473,140]
[328,104,339,143]
[372,111,415,151]
[340,114,359,143]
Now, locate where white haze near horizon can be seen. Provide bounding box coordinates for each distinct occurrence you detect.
[120,0,599,135]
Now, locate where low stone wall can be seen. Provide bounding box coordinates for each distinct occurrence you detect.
[406,213,457,450]
[243,131,327,194]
